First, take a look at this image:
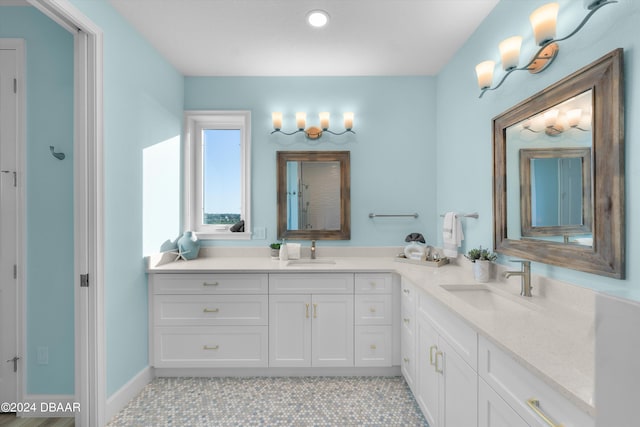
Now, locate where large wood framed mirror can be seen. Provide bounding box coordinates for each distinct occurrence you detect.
[277,151,350,240]
[493,49,624,278]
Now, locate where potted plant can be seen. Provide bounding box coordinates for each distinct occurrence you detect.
[465,246,497,283]
[269,243,281,259]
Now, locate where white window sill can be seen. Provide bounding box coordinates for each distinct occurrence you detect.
[195,231,252,240]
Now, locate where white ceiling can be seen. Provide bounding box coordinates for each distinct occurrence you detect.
[107,0,499,77]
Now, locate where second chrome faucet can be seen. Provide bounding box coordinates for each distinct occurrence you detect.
[504,260,532,297]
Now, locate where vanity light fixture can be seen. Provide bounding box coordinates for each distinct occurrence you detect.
[271,112,355,140]
[475,1,617,98]
[521,108,590,136]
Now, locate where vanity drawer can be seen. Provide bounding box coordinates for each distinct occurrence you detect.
[269,273,354,294]
[154,294,268,326]
[355,273,393,294]
[401,278,416,308]
[400,303,415,338]
[152,273,268,295]
[355,325,392,367]
[478,336,594,427]
[153,325,268,368]
[401,337,416,393]
[355,294,392,325]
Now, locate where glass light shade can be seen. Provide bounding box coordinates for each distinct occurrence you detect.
[343,112,354,129]
[307,10,329,28]
[295,112,306,130]
[319,112,330,129]
[530,3,559,46]
[272,112,283,130]
[499,36,522,70]
[475,60,495,89]
[543,109,559,127]
[566,109,582,127]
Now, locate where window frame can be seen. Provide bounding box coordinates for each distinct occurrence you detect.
[183,110,251,240]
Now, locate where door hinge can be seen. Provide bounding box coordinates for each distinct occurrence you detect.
[13,78,17,94]
[80,274,89,288]
[13,264,17,279]
[0,170,16,187]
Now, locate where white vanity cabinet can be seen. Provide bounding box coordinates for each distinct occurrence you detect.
[149,273,269,368]
[269,273,354,367]
[416,292,478,427]
[478,336,594,427]
[354,273,394,367]
[478,377,529,427]
[400,278,417,393]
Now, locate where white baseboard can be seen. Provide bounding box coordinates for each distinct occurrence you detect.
[19,394,76,417]
[105,366,153,424]
[154,366,401,378]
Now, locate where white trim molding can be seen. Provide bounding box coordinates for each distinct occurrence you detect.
[0,37,26,412]
[27,1,105,426]
[105,366,153,424]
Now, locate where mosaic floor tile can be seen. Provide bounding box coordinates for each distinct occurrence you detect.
[106,376,428,427]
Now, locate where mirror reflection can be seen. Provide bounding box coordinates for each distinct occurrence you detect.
[505,90,593,246]
[277,151,350,240]
[286,161,341,231]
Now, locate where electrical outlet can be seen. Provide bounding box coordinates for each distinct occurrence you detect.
[253,227,266,240]
[37,346,48,365]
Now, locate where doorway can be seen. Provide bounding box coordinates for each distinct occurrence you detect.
[0,41,23,408]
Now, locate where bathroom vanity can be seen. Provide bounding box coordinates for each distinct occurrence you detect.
[147,250,595,427]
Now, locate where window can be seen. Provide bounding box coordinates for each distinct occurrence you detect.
[184,111,251,239]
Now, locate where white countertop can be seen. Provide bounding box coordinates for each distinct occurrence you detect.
[147,249,595,416]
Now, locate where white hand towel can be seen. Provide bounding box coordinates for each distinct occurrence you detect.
[442,212,464,258]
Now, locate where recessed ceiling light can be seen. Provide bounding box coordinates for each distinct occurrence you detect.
[307,10,329,28]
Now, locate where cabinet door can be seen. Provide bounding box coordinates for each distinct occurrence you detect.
[479,378,529,427]
[311,294,354,367]
[439,337,478,427]
[416,316,439,427]
[269,294,312,367]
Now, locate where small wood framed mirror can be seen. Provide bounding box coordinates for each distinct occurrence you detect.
[277,151,351,240]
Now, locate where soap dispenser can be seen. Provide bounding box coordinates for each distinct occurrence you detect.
[279,239,289,261]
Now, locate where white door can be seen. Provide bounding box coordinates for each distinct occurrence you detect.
[478,378,530,427]
[0,46,19,404]
[269,294,312,367]
[439,337,478,427]
[311,294,353,367]
[416,317,439,426]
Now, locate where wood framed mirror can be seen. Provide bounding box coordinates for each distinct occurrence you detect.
[519,147,592,239]
[277,151,350,240]
[493,48,624,278]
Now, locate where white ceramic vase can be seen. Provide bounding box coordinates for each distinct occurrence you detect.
[473,260,491,283]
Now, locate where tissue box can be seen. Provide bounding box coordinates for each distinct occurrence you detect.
[287,243,301,259]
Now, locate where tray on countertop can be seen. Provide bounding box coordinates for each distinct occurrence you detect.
[394,256,450,268]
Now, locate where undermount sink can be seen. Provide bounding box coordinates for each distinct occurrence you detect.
[286,259,336,266]
[440,284,536,312]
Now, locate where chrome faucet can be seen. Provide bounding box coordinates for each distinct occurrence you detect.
[310,240,317,259]
[504,260,532,297]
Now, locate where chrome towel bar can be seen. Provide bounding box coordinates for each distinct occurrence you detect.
[368,213,419,219]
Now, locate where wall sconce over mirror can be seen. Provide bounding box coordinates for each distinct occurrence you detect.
[271,111,355,140]
[475,0,617,98]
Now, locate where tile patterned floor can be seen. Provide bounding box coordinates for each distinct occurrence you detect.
[106,376,429,427]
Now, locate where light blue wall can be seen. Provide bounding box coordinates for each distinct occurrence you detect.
[0,7,75,395]
[67,0,184,396]
[436,0,640,301]
[185,76,438,247]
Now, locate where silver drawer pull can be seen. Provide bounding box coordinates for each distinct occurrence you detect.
[203,345,219,350]
[429,345,437,365]
[435,350,443,373]
[203,281,219,286]
[369,307,376,313]
[526,398,563,427]
[203,308,219,313]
